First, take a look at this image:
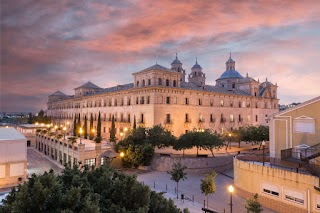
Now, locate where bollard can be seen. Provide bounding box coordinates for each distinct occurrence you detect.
[166,184,167,191]
[203,200,206,208]
[175,187,176,194]
[154,182,155,189]
[193,195,194,202]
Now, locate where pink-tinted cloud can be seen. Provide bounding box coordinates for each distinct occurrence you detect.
[1,0,320,112]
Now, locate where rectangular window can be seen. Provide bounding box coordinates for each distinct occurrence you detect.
[128,98,131,106]
[85,158,96,166]
[230,100,233,107]
[210,99,214,106]
[210,114,215,123]
[141,114,144,123]
[140,97,144,104]
[255,115,258,122]
[128,114,131,122]
[247,101,250,107]
[73,158,77,165]
[148,79,151,85]
[220,100,224,106]
[285,195,304,205]
[185,98,189,105]
[185,114,189,123]
[283,188,304,205]
[230,115,234,122]
[166,114,171,123]
[147,96,150,104]
[262,183,279,197]
[120,114,124,122]
[166,97,170,104]
[199,99,202,105]
[136,97,139,104]
[103,127,106,133]
[247,115,251,122]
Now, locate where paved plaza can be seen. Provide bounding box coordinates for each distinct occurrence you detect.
[137,170,276,213]
[27,148,63,176]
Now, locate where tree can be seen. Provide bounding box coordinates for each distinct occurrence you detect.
[174,133,193,157]
[146,125,176,148]
[95,111,101,143]
[83,115,88,139]
[110,115,116,142]
[27,112,33,124]
[167,162,187,199]
[89,113,94,140]
[0,166,185,213]
[77,113,81,137]
[73,114,77,136]
[133,115,136,129]
[200,171,217,208]
[199,130,223,157]
[245,193,263,213]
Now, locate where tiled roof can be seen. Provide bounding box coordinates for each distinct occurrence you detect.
[50,90,68,96]
[75,81,101,89]
[180,82,250,96]
[138,64,173,73]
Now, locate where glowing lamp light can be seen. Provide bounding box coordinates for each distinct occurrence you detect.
[35,122,39,126]
[63,126,67,131]
[46,124,50,128]
[92,129,95,133]
[120,132,123,137]
[120,152,125,157]
[79,128,83,134]
[228,133,232,137]
[124,127,128,132]
[228,185,234,193]
[5,126,9,128]
[54,125,58,129]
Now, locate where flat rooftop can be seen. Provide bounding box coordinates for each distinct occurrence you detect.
[0,127,26,140]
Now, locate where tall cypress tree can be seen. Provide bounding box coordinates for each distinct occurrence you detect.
[77,113,81,136]
[73,114,77,136]
[28,112,33,124]
[133,115,137,129]
[110,115,116,142]
[83,115,88,139]
[89,113,94,140]
[97,111,101,138]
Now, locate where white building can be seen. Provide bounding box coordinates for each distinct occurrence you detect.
[0,127,27,189]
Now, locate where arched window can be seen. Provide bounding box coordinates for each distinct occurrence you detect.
[158,78,162,85]
[173,80,177,87]
[142,79,145,86]
[137,81,139,87]
[166,79,170,86]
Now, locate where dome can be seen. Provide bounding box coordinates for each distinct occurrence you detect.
[218,70,243,79]
[171,53,182,65]
[192,58,202,69]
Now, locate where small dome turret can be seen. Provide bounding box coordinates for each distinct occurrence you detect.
[192,58,202,69]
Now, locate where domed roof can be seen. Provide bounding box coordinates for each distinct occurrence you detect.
[260,78,274,86]
[218,70,243,79]
[238,73,256,83]
[171,53,182,65]
[192,58,202,69]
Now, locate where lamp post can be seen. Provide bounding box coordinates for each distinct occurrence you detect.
[79,128,83,144]
[228,185,234,213]
[262,140,266,166]
[63,126,67,140]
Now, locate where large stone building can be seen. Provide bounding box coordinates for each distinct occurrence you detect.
[47,54,279,138]
[235,96,320,213]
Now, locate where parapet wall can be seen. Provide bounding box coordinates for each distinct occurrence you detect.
[151,155,234,173]
[234,158,320,213]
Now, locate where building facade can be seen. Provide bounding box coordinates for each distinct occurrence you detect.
[47,54,279,139]
[0,127,27,189]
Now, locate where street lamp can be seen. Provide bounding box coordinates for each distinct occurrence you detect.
[63,126,67,140]
[120,132,123,140]
[35,122,39,126]
[120,152,125,157]
[228,185,234,213]
[79,128,83,144]
[262,140,266,166]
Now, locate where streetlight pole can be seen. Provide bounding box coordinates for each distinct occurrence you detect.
[262,140,266,166]
[79,128,83,144]
[63,126,67,140]
[228,185,234,213]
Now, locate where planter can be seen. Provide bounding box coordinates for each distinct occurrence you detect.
[138,165,152,171]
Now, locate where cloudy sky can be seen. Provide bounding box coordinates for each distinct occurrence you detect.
[1,0,319,112]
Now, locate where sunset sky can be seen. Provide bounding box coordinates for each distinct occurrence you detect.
[1,0,320,112]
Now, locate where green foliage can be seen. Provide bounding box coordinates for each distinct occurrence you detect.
[77,113,81,137]
[94,136,102,143]
[133,115,137,129]
[97,111,101,138]
[110,115,116,142]
[83,115,88,139]
[245,193,263,213]
[146,125,176,148]
[115,126,175,167]
[89,114,94,140]
[73,114,77,136]
[33,109,51,124]
[27,112,33,124]
[238,126,269,144]
[0,166,184,213]
[167,162,187,199]
[200,171,217,208]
